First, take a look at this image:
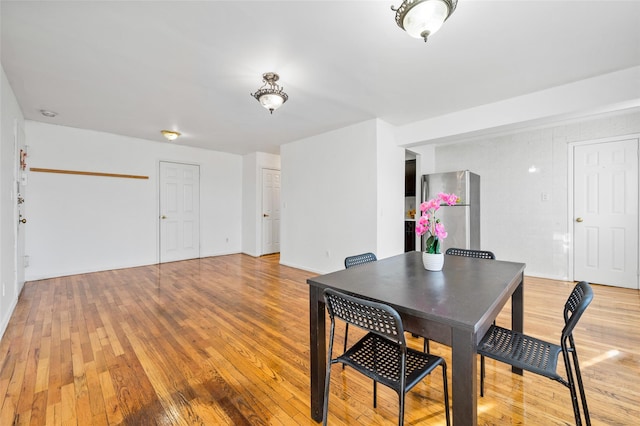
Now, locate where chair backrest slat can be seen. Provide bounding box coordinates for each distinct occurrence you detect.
[324,288,405,345]
[562,281,593,339]
[344,252,377,269]
[445,247,495,259]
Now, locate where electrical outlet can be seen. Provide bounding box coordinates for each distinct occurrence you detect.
[24,255,30,267]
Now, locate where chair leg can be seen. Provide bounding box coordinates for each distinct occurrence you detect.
[398,391,405,426]
[323,328,336,426]
[566,366,582,425]
[480,355,485,397]
[441,362,451,426]
[573,357,591,425]
[480,320,495,398]
[423,338,430,353]
[342,323,349,370]
[570,339,591,425]
[373,380,377,408]
[322,365,331,426]
[563,347,585,426]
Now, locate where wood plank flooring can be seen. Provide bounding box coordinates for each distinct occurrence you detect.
[1,254,638,425]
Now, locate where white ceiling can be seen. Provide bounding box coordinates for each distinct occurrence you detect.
[2,0,640,155]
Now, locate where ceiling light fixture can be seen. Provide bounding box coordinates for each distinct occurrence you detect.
[391,0,457,42]
[161,130,181,141]
[250,72,288,114]
[39,109,58,118]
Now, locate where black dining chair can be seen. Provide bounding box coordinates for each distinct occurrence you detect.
[444,247,496,395]
[344,252,430,359]
[322,288,450,426]
[477,281,593,425]
[342,253,377,359]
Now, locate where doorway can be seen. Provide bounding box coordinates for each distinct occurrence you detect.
[261,168,280,255]
[159,161,200,263]
[572,136,639,289]
[15,120,27,291]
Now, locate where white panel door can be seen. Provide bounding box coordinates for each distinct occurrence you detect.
[160,162,200,263]
[574,138,638,289]
[262,169,281,255]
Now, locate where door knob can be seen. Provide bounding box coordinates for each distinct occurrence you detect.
[161,215,167,219]
[576,217,583,222]
[263,213,269,217]
[19,218,27,224]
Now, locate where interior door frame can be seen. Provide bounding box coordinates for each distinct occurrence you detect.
[13,119,26,294]
[568,133,640,287]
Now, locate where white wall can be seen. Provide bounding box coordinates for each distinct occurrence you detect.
[24,122,242,280]
[242,153,258,256]
[242,152,280,256]
[0,65,24,338]
[375,119,404,259]
[432,109,640,280]
[410,144,436,176]
[280,120,379,273]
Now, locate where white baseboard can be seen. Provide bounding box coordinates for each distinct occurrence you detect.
[524,271,570,282]
[0,295,19,341]
[278,260,324,275]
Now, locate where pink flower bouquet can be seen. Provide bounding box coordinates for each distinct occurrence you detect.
[415,192,458,254]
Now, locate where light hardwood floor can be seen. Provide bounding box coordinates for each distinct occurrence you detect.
[1,254,638,425]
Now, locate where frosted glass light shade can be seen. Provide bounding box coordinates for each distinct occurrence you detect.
[259,93,285,111]
[392,0,457,42]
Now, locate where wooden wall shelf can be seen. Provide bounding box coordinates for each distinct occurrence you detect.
[30,168,149,180]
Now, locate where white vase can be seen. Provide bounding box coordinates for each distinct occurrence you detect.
[422,252,444,271]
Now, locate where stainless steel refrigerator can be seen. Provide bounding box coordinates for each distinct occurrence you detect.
[421,170,480,252]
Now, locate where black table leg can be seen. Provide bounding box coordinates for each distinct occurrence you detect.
[309,286,326,422]
[511,272,524,375]
[452,328,477,426]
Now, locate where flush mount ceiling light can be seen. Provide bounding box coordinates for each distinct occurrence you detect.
[161,130,181,141]
[391,0,457,42]
[250,72,288,114]
[39,109,58,118]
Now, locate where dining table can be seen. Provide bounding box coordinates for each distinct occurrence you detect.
[306,251,526,425]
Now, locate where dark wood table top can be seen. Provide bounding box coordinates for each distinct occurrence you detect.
[307,251,526,334]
